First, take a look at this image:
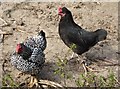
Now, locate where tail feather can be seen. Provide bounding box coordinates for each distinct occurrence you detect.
[95,29,107,41]
[38,30,45,37]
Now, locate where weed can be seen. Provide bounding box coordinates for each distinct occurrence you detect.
[54,44,76,86]
[54,56,72,86]
[54,44,119,87]
[2,73,19,87]
[75,71,119,87]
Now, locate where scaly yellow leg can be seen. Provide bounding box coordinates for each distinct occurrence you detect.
[28,76,41,87]
[28,76,34,87]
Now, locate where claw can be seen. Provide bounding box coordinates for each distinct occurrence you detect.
[28,76,34,87]
[81,60,105,76]
[74,54,105,75]
[81,61,88,76]
[71,52,75,59]
[34,78,39,87]
[28,76,40,87]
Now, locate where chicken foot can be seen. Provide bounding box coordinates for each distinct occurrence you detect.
[28,76,42,88]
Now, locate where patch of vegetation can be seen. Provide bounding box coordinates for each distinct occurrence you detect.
[54,55,73,86]
[2,73,19,87]
[54,44,119,87]
[75,70,119,87]
[54,44,75,86]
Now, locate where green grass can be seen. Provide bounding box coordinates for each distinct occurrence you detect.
[2,73,19,87]
[75,71,118,87]
[54,56,73,86]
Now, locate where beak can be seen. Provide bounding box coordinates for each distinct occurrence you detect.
[16,49,19,53]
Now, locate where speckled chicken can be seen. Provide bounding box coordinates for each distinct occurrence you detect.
[10,30,47,87]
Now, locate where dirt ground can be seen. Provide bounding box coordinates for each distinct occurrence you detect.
[0,2,119,87]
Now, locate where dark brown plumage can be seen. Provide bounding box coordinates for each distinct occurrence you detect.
[58,7,107,55]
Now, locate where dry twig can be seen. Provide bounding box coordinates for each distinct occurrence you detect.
[39,80,63,88]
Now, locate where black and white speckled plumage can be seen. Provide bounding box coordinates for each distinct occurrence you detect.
[24,31,46,51]
[11,48,45,75]
[10,30,46,75]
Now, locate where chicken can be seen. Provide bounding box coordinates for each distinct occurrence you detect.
[58,7,107,74]
[10,30,47,87]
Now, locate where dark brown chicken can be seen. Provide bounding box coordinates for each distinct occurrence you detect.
[58,7,107,73]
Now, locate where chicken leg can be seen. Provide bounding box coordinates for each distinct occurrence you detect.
[28,76,40,87]
[70,52,75,59]
[77,55,100,75]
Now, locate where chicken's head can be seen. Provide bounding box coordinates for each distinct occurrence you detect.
[58,7,71,17]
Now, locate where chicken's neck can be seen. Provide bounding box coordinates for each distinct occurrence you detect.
[60,14,75,26]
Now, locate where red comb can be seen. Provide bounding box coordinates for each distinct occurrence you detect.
[58,7,62,12]
[17,44,20,47]
[16,44,21,52]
